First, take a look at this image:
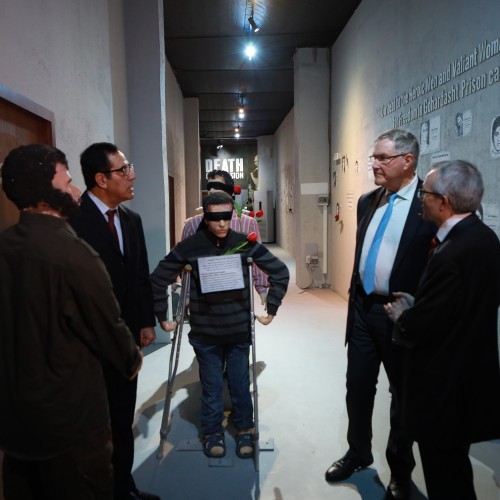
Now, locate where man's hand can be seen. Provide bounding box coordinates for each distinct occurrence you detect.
[140,327,156,348]
[384,292,415,322]
[256,314,274,325]
[160,320,177,332]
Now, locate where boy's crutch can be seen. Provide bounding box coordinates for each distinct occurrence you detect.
[247,257,260,471]
[156,264,192,460]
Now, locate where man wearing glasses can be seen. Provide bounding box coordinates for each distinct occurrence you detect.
[325,129,436,499]
[385,160,500,499]
[69,143,160,500]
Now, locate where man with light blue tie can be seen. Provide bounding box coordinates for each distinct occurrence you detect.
[325,129,436,500]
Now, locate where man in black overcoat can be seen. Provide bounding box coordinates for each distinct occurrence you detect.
[385,160,500,499]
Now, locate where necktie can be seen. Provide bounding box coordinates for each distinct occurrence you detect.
[428,235,440,259]
[363,193,398,294]
[106,209,119,245]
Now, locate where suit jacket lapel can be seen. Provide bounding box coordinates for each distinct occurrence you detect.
[117,206,131,258]
[438,214,475,248]
[355,188,385,268]
[391,179,423,275]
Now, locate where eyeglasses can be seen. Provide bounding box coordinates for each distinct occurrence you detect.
[417,188,444,199]
[369,153,409,165]
[105,163,134,176]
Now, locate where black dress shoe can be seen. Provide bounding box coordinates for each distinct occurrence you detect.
[325,456,373,482]
[129,491,161,500]
[385,477,411,499]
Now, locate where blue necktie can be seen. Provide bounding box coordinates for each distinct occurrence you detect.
[363,193,398,294]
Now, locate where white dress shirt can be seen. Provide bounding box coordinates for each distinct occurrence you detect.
[360,176,418,295]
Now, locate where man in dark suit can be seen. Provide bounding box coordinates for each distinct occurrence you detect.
[69,142,159,500]
[325,129,436,499]
[385,160,500,499]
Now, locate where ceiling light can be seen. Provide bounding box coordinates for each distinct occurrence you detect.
[216,140,223,149]
[234,125,240,133]
[237,95,246,119]
[244,43,256,60]
[248,16,259,32]
[234,132,240,139]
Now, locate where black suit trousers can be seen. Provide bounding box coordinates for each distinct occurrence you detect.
[418,440,476,499]
[345,292,415,478]
[104,368,138,498]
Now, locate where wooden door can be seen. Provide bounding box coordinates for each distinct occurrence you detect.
[0,94,54,232]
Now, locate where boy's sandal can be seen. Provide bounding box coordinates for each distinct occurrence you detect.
[235,432,254,459]
[202,433,226,458]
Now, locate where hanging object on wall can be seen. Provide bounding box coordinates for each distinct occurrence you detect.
[335,203,341,223]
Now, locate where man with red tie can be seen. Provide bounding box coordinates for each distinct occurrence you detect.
[69,142,160,500]
[385,160,500,499]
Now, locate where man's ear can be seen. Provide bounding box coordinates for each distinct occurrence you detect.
[439,194,451,212]
[94,172,108,189]
[402,153,414,171]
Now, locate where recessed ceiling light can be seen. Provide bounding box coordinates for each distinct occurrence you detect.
[245,43,256,60]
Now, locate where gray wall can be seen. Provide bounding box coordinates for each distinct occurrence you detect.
[293,48,330,288]
[2,0,499,299]
[165,62,186,243]
[123,0,168,270]
[274,110,295,253]
[184,98,201,218]
[0,0,127,177]
[272,48,330,288]
[271,0,500,294]
[329,0,500,299]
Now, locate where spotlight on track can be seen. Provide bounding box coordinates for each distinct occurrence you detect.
[248,16,259,32]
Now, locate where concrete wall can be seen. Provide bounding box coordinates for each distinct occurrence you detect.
[256,136,275,193]
[0,0,134,493]
[274,110,295,252]
[123,0,169,272]
[165,63,186,243]
[328,0,500,299]
[108,0,130,151]
[293,48,330,288]
[0,0,124,180]
[3,0,498,300]
[184,98,201,218]
[270,0,500,293]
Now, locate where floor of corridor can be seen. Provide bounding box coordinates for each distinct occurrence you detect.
[132,246,500,500]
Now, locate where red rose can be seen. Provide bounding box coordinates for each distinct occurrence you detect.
[233,185,242,195]
[249,211,255,217]
[256,210,264,218]
[247,232,258,242]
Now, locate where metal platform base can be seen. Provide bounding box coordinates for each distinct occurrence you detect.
[175,437,275,468]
